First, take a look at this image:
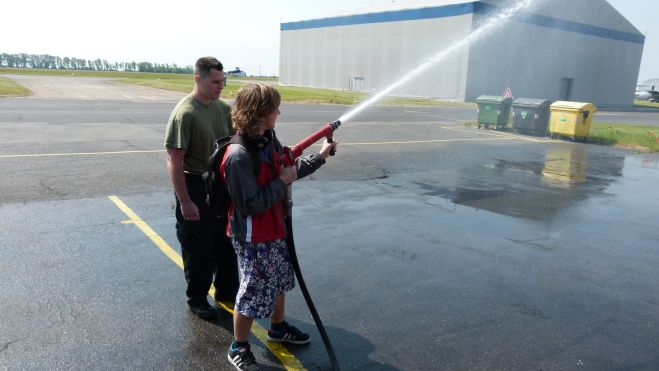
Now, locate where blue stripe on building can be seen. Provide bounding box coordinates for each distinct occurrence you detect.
[280,3,473,30]
[520,13,643,44]
[473,2,645,44]
[280,1,644,45]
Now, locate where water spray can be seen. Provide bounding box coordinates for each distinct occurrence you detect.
[339,0,540,124]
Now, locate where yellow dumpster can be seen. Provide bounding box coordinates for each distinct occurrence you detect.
[549,101,597,141]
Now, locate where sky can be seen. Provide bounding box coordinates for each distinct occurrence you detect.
[3,0,656,83]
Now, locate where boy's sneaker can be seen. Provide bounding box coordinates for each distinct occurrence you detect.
[227,343,260,371]
[267,321,311,344]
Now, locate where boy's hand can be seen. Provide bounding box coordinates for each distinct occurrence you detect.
[279,165,297,185]
[319,139,338,159]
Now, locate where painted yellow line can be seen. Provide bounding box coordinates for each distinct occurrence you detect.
[108,195,306,371]
[110,196,183,269]
[335,137,514,146]
[441,126,554,143]
[0,149,165,159]
[2,129,544,159]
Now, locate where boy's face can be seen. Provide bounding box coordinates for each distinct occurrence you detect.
[263,107,280,130]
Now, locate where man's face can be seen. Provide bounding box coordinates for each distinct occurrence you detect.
[198,69,225,101]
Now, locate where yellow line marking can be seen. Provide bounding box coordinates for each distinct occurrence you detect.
[2,127,550,159]
[441,126,554,143]
[110,196,183,269]
[108,195,306,371]
[0,149,165,159]
[336,137,514,146]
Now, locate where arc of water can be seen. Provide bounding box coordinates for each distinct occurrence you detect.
[339,0,539,123]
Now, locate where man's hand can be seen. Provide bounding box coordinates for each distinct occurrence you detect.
[180,200,200,221]
[166,147,198,221]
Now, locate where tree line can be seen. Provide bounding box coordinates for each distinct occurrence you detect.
[0,52,193,74]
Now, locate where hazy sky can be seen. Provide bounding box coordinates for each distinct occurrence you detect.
[3,0,656,82]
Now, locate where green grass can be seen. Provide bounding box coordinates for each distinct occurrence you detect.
[589,122,659,152]
[275,85,364,104]
[0,67,167,79]
[634,99,659,109]
[0,75,31,96]
[230,76,278,82]
[0,67,473,106]
[464,120,659,152]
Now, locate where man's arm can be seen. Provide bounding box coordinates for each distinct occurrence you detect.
[166,148,200,221]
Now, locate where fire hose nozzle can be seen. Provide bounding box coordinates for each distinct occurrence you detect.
[330,119,341,130]
[327,120,341,156]
[283,119,342,165]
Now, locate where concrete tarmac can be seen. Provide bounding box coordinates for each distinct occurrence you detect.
[1,76,659,370]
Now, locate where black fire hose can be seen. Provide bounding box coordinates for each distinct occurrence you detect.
[285,188,340,371]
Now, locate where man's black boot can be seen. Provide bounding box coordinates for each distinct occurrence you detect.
[188,297,217,319]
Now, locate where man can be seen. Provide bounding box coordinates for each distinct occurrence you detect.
[164,57,238,319]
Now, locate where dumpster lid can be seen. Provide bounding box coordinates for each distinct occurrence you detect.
[512,98,551,108]
[476,95,512,104]
[550,101,597,111]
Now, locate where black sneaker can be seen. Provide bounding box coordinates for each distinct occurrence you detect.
[188,298,217,320]
[267,321,311,344]
[227,344,260,371]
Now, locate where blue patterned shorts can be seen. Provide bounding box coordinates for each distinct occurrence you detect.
[232,239,295,318]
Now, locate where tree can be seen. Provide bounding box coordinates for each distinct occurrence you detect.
[0,52,193,74]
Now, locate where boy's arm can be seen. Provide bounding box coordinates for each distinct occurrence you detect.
[296,139,337,179]
[225,146,288,216]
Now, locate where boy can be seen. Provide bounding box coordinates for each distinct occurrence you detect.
[222,84,337,370]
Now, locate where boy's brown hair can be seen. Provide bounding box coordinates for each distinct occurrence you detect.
[232,83,281,134]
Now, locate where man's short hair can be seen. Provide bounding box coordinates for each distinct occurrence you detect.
[195,57,224,79]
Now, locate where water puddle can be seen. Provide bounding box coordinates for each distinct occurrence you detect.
[414,145,628,221]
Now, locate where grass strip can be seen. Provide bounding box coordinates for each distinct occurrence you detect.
[589,122,659,152]
[0,76,31,97]
[634,100,659,109]
[462,121,658,152]
[0,67,474,107]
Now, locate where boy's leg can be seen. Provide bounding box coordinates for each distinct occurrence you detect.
[234,310,254,342]
[267,294,310,345]
[270,294,285,325]
[229,312,259,370]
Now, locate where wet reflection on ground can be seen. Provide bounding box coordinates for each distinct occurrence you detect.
[413,144,626,220]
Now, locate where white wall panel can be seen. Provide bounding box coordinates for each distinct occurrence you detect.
[280,0,644,107]
[281,14,473,100]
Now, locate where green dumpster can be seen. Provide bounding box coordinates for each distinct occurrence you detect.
[512,98,551,136]
[476,95,512,130]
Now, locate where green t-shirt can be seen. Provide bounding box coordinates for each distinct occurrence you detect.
[164,94,232,174]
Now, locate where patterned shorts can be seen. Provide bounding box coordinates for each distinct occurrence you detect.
[232,239,295,318]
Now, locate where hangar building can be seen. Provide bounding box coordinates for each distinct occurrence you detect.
[279,0,645,108]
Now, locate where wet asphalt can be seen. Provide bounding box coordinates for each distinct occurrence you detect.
[1,91,659,370]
